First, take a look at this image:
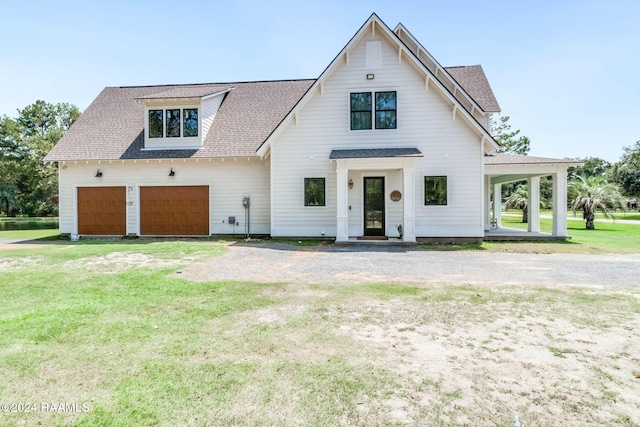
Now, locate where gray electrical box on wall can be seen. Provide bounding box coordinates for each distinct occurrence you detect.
[228,216,235,224]
[242,196,250,207]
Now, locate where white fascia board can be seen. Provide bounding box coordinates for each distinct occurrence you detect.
[394,23,484,115]
[258,14,385,157]
[201,88,232,101]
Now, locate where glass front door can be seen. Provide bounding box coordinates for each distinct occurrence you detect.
[364,177,385,236]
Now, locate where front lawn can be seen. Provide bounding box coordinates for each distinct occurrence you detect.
[1,241,639,426]
[494,214,640,254]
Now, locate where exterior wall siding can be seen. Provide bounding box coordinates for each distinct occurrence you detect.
[269,32,484,238]
[202,94,225,139]
[58,158,270,236]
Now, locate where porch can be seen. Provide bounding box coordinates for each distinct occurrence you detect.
[484,226,569,241]
[484,153,583,239]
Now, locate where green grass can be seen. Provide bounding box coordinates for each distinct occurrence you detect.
[524,209,640,221]
[491,214,640,254]
[1,241,640,425]
[0,228,61,240]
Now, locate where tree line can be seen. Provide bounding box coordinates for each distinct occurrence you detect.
[0,101,80,217]
[0,103,638,227]
[492,116,640,229]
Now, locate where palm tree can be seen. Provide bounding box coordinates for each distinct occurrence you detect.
[505,183,548,223]
[569,175,626,230]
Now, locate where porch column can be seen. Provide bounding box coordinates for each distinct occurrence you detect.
[402,165,416,242]
[552,171,568,237]
[493,183,502,228]
[336,163,349,241]
[484,175,491,230]
[528,176,541,233]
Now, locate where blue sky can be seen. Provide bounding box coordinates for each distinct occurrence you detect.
[1,0,638,162]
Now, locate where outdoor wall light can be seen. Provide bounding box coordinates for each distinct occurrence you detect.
[95,169,103,177]
[169,168,175,177]
[348,179,354,189]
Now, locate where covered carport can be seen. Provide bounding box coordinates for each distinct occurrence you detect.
[484,153,583,239]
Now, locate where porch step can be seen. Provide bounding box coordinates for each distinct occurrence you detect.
[357,236,389,241]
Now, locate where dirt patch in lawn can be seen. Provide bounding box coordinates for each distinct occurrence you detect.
[0,256,46,271]
[64,252,179,273]
[197,280,640,426]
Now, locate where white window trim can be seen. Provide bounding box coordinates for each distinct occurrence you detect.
[144,104,203,149]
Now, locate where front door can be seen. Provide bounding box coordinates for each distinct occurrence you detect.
[364,177,385,236]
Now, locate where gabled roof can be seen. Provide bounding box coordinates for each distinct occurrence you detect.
[46,13,501,162]
[257,13,499,157]
[44,80,314,161]
[445,65,500,113]
[394,24,500,114]
[134,85,232,100]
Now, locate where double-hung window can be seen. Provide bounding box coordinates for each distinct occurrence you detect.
[350,91,396,130]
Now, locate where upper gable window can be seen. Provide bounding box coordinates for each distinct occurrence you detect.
[350,91,396,130]
[145,106,201,149]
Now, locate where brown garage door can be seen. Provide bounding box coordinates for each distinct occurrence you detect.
[140,186,209,235]
[77,187,126,235]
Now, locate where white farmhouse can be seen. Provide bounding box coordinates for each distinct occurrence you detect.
[45,13,580,242]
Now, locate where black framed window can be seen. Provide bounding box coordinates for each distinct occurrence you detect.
[375,91,396,129]
[148,110,163,138]
[350,92,372,130]
[304,178,326,206]
[425,176,447,205]
[166,109,181,138]
[183,108,198,137]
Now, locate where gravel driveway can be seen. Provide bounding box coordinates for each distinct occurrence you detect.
[181,243,640,287]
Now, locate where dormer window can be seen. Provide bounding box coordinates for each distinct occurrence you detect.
[144,105,201,149]
[148,108,199,139]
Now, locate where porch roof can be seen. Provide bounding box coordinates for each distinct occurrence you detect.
[329,148,423,159]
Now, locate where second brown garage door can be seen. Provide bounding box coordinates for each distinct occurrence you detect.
[140,186,209,235]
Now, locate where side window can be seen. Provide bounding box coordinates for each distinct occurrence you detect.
[183,108,198,137]
[350,92,372,130]
[375,91,396,129]
[148,110,163,138]
[425,176,447,205]
[304,178,326,207]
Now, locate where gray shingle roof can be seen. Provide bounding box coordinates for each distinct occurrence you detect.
[44,79,315,161]
[134,85,232,100]
[484,153,583,165]
[329,148,423,159]
[445,65,501,113]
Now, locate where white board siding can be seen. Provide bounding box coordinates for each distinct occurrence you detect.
[270,33,484,238]
[201,93,226,140]
[58,158,270,236]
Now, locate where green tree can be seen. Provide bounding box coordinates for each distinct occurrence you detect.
[490,115,531,155]
[0,101,80,216]
[569,175,626,230]
[504,184,548,223]
[568,157,611,180]
[610,141,640,199]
